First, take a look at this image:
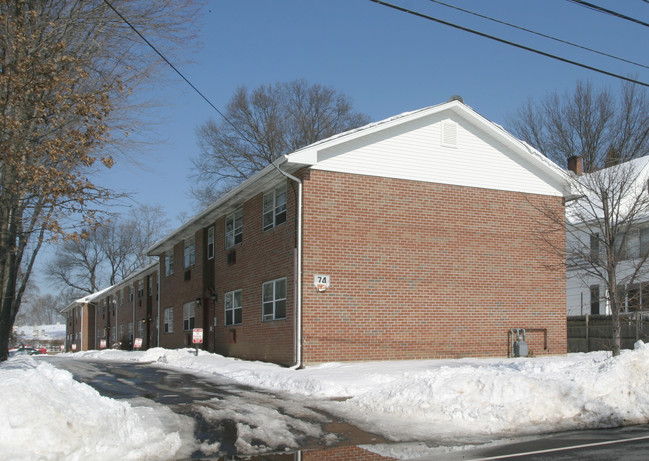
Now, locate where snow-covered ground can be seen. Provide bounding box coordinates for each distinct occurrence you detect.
[3,343,649,460]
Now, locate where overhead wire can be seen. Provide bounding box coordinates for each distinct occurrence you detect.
[566,0,649,28]
[102,0,247,139]
[367,0,649,88]
[428,0,649,71]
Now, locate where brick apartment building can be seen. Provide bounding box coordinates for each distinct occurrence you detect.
[63,263,158,352]
[66,99,573,365]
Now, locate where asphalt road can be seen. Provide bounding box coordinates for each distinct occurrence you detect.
[45,357,387,459]
[46,357,649,460]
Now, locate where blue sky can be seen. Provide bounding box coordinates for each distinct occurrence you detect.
[95,0,649,225]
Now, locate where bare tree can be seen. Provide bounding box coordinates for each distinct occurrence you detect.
[566,160,649,355]
[510,81,649,356]
[509,81,649,173]
[192,79,370,205]
[0,0,203,361]
[46,204,170,294]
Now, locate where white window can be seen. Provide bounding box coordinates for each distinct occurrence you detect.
[137,320,144,339]
[225,290,242,326]
[118,325,124,341]
[164,307,174,333]
[137,280,144,298]
[225,209,243,248]
[184,236,196,268]
[128,322,133,339]
[129,286,134,302]
[119,290,124,306]
[183,302,196,331]
[165,253,174,277]
[207,226,215,260]
[262,278,287,321]
[263,183,287,231]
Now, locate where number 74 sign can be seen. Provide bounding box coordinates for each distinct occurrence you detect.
[313,274,330,292]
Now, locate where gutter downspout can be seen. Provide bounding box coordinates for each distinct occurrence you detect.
[80,304,84,351]
[157,266,161,347]
[275,163,303,368]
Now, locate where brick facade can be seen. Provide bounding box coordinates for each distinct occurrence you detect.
[66,102,569,364]
[300,170,566,363]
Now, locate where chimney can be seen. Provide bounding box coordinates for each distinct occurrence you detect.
[567,156,583,175]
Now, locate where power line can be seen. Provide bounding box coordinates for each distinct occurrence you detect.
[102,0,244,137]
[566,0,649,28]
[428,0,649,71]
[367,0,649,88]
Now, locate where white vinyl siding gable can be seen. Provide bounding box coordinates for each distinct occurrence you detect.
[303,114,565,197]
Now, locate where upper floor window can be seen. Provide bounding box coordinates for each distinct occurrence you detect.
[207,226,215,260]
[226,209,243,248]
[165,253,174,277]
[184,236,196,268]
[225,289,242,326]
[589,233,600,262]
[137,280,144,298]
[262,278,287,321]
[263,183,287,231]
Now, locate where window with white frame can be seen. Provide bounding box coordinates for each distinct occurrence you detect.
[225,290,242,326]
[138,280,144,298]
[263,183,287,231]
[183,301,196,331]
[226,209,243,248]
[137,320,144,339]
[164,307,174,333]
[128,322,133,340]
[262,278,286,321]
[184,236,196,268]
[207,226,215,259]
[129,286,134,302]
[165,253,174,277]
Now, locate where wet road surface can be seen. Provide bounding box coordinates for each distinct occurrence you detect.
[45,357,649,460]
[46,357,388,459]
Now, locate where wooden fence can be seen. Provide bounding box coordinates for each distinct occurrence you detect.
[567,313,649,353]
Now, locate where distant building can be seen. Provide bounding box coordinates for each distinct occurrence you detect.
[566,156,649,316]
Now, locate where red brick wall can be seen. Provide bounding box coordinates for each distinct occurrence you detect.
[211,181,298,365]
[301,170,567,364]
[159,230,205,348]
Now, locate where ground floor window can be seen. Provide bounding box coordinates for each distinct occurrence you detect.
[164,307,173,333]
[183,302,196,331]
[225,290,242,326]
[262,278,286,321]
[590,285,600,315]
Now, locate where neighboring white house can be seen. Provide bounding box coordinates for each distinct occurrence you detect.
[566,156,649,316]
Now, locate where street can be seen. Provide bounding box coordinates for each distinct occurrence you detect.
[46,357,649,460]
[46,357,388,459]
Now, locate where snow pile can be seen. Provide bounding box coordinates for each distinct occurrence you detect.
[8,342,649,459]
[0,357,200,461]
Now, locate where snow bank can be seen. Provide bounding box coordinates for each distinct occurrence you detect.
[21,342,649,457]
[69,343,649,442]
[0,357,200,461]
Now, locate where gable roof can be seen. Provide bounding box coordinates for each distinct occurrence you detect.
[566,155,649,224]
[148,99,573,255]
[287,99,570,196]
